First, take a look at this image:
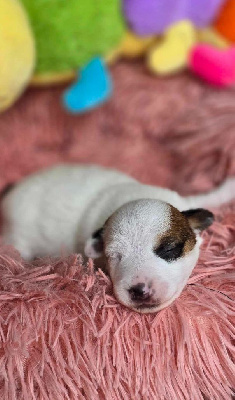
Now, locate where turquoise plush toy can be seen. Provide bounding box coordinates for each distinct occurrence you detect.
[63,58,112,113]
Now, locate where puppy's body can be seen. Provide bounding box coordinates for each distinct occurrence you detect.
[1,164,234,313]
[1,165,132,260]
[0,164,185,259]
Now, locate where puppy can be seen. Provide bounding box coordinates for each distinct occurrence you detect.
[1,164,234,313]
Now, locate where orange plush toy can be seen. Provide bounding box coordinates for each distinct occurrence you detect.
[214,0,235,42]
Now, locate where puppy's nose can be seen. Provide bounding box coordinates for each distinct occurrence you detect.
[129,283,151,302]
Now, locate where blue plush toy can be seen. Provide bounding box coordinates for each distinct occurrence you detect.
[63,58,112,114]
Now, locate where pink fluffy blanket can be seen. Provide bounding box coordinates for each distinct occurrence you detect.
[0,62,234,399]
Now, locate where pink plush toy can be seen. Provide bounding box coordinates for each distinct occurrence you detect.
[189,44,235,87]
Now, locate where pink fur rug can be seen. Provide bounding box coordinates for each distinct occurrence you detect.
[0,61,234,399]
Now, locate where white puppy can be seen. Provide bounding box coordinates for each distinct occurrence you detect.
[1,164,234,313]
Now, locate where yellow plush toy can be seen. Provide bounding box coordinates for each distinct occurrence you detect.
[0,0,35,112]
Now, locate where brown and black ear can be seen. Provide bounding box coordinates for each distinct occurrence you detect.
[182,208,214,232]
[84,227,104,259]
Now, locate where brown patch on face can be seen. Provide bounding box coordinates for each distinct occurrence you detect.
[169,205,196,254]
[155,205,196,258]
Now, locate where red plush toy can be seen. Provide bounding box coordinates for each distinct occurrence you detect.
[189,0,235,87]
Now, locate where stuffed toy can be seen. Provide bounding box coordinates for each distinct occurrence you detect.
[189,0,235,87]
[0,0,35,112]
[0,0,125,113]
[214,0,235,42]
[189,45,235,87]
[121,0,227,75]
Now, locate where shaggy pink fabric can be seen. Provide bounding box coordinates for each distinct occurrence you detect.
[0,61,234,399]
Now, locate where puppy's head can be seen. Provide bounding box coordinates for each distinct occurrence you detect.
[85,199,214,313]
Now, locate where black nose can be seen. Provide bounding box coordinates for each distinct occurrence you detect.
[129,283,151,302]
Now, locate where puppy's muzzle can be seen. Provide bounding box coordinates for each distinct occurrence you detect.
[128,283,160,308]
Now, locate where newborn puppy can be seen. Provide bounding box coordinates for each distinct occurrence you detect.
[1,164,234,313]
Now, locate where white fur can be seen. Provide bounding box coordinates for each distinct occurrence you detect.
[1,164,234,313]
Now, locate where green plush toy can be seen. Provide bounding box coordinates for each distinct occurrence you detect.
[21,0,125,86]
[0,0,125,113]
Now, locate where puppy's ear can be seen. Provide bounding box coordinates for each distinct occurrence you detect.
[84,227,104,259]
[182,208,214,232]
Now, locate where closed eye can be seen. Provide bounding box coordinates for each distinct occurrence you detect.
[154,242,185,262]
